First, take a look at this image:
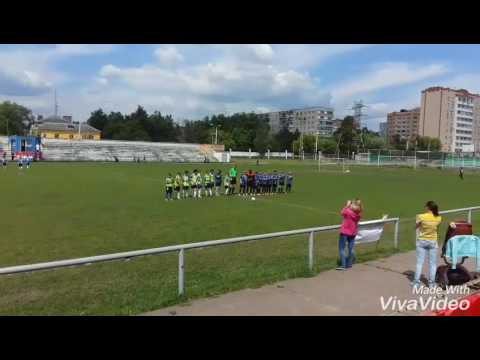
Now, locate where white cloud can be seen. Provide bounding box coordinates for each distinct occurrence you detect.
[332,62,448,102]
[442,73,480,94]
[53,44,116,56]
[274,44,371,69]
[154,46,184,65]
[0,45,116,98]
[95,47,331,119]
[246,44,274,62]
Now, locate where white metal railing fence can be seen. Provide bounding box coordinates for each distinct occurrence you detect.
[229,150,294,159]
[1,205,479,296]
[437,206,480,223]
[0,217,400,296]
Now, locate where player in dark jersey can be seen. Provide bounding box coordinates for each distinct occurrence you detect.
[278,173,285,193]
[286,172,294,193]
[272,170,278,194]
[240,172,247,196]
[214,170,222,196]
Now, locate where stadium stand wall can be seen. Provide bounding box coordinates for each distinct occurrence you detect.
[0,136,8,149]
[41,139,223,162]
[0,136,225,162]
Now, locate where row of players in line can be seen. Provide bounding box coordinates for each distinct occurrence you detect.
[2,155,33,169]
[164,169,294,200]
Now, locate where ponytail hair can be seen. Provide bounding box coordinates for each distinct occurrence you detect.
[426,201,439,217]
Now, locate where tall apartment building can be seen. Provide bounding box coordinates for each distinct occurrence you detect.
[419,87,480,153]
[263,106,335,136]
[379,122,387,140]
[386,108,420,142]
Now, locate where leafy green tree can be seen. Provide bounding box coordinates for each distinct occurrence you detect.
[253,123,270,156]
[363,132,386,150]
[0,101,33,135]
[87,109,108,132]
[273,126,297,152]
[318,138,337,154]
[415,136,441,151]
[333,116,359,156]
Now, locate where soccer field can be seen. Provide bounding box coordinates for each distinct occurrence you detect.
[1,160,479,315]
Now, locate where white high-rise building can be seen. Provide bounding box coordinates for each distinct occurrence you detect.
[261,106,335,136]
[419,87,480,153]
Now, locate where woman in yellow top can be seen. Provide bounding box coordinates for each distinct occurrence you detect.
[413,201,442,288]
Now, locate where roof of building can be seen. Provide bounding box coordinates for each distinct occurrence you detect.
[33,122,101,133]
[40,116,69,124]
[422,86,480,97]
[388,107,420,116]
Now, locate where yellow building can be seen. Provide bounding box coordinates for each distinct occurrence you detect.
[31,116,101,140]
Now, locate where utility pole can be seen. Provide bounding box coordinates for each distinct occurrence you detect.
[54,89,58,118]
[315,131,319,160]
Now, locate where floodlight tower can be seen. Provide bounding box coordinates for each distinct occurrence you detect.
[347,100,369,154]
[54,89,59,118]
[350,100,367,129]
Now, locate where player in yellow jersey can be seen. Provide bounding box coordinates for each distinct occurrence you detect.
[182,170,191,199]
[174,172,182,200]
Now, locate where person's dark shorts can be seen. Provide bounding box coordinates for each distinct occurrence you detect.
[191,184,197,189]
[231,177,237,185]
[175,186,180,192]
[184,186,190,190]
[215,182,221,187]
[166,187,173,194]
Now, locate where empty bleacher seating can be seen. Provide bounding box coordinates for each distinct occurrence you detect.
[40,139,216,162]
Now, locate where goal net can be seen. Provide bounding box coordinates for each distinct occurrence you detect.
[355,153,416,168]
[318,157,349,173]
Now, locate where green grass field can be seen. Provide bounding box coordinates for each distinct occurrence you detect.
[1,160,479,315]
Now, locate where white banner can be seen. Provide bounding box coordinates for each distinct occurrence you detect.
[355,226,384,244]
[462,144,475,153]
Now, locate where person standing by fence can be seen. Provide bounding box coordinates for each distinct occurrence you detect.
[459,167,464,180]
[413,201,442,288]
[337,199,362,271]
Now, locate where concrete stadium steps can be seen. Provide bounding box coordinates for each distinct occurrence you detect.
[0,136,8,149]
[41,139,215,162]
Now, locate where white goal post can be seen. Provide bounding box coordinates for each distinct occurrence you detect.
[318,157,349,172]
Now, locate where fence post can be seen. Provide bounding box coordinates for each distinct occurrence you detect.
[394,219,399,249]
[178,249,185,296]
[308,231,314,271]
[468,209,472,223]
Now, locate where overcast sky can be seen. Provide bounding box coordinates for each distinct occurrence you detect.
[1,44,479,130]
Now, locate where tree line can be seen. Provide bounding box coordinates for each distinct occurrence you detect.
[0,101,442,155]
[87,106,300,153]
